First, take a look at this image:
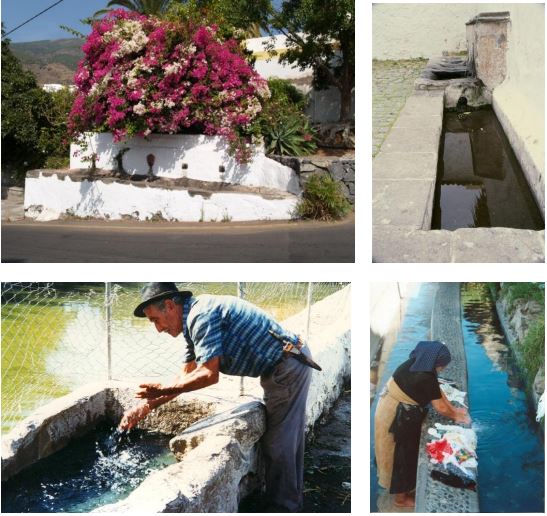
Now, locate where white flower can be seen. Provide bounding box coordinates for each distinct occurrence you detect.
[133,103,147,115]
[164,62,182,75]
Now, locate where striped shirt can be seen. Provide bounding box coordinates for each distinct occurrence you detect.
[181,295,299,377]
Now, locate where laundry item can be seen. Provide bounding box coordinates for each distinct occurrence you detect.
[536,392,544,422]
[426,423,478,489]
[439,382,468,407]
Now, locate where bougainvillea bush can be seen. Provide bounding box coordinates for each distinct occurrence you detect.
[68,9,270,162]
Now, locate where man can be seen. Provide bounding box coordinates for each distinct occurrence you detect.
[119,283,319,512]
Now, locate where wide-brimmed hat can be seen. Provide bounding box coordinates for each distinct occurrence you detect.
[134,282,192,317]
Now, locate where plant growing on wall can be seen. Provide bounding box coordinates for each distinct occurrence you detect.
[68,10,270,162]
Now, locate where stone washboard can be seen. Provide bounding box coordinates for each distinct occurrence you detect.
[415,282,480,512]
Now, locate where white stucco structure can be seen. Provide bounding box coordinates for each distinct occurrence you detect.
[24,173,298,222]
[70,133,300,194]
[492,4,545,213]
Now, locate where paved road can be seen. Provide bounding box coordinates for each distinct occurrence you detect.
[2,216,354,262]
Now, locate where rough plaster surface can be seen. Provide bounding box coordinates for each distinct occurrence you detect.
[373,4,516,59]
[24,173,298,222]
[415,283,480,512]
[1,287,351,512]
[70,133,300,194]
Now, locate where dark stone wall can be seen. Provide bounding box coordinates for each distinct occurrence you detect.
[268,155,355,205]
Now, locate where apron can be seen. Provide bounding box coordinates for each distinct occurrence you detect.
[374,377,425,492]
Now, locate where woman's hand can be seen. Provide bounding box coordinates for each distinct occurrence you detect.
[118,403,151,430]
[453,407,471,425]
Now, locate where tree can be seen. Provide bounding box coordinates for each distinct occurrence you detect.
[166,0,272,39]
[93,0,174,17]
[269,0,355,122]
[1,26,52,181]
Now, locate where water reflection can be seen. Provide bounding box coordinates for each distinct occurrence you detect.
[461,283,544,512]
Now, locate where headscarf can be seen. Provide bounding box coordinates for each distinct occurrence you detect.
[409,340,451,373]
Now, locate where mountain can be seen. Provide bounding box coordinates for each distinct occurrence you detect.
[10,38,83,85]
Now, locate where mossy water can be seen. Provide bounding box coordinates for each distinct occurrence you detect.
[462,282,544,512]
[1,423,177,513]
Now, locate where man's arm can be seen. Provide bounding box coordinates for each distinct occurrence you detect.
[137,357,220,400]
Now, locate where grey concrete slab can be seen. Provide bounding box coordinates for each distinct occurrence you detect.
[381,127,441,154]
[415,283,480,513]
[392,113,442,130]
[372,226,545,263]
[450,228,545,263]
[399,92,444,116]
[372,179,435,229]
[372,226,452,262]
[373,152,438,181]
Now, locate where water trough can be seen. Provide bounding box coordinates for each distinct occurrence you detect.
[372,11,545,262]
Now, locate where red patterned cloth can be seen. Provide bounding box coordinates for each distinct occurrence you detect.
[426,438,453,462]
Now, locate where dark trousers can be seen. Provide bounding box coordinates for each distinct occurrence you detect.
[260,346,312,512]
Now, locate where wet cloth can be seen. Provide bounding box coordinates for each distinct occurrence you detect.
[181,295,299,376]
[409,340,451,372]
[392,359,442,407]
[260,344,312,512]
[374,378,425,493]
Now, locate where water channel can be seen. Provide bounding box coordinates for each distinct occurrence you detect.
[432,109,544,230]
[461,282,544,512]
[1,423,177,512]
[371,282,544,512]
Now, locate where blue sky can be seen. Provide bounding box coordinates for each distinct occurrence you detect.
[2,0,113,42]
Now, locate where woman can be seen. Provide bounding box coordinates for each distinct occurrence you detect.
[374,340,470,508]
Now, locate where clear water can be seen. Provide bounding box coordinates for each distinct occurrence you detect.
[461,283,544,512]
[370,283,438,511]
[1,423,177,512]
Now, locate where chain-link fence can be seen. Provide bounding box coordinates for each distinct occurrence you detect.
[2,282,349,433]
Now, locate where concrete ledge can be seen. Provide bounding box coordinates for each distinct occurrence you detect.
[415,282,480,513]
[372,92,443,231]
[373,226,545,263]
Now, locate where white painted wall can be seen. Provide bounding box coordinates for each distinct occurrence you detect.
[492,4,545,215]
[70,133,301,195]
[24,173,298,222]
[370,283,418,362]
[373,4,511,59]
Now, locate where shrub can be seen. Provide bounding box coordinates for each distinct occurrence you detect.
[258,78,316,156]
[295,173,351,220]
[501,283,545,310]
[68,10,270,162]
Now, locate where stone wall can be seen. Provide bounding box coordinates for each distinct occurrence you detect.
[268,155,355,204]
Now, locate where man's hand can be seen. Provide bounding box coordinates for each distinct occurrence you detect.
[136,383,167,400]
[118,403,151,430]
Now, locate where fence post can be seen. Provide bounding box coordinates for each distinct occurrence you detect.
[306,282,313,343]
[237,282,245,396]
[105,282,112,381]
